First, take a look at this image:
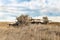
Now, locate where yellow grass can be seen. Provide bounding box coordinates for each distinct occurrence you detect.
[0,22,60,40]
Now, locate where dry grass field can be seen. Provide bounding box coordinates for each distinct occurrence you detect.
[0,22,60,40]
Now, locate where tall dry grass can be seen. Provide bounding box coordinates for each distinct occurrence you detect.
[0,22,60,40]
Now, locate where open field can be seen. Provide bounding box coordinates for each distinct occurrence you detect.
[0,22,60,40]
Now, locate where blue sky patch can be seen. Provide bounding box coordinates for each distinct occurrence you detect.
[2,0,11,4]
[0,0,60,21]
[16,0,31,3]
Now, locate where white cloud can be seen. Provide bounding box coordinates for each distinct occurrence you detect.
[0,0,60,22]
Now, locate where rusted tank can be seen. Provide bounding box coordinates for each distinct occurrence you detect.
[29,19,41,24]
[9,15,50,26]
[29,16,49,24]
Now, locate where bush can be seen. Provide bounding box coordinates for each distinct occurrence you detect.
[42,16,49,24]
[16,14,30,25]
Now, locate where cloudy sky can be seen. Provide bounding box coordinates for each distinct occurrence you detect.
[0,0,60,22]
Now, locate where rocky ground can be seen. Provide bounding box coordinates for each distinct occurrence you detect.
[0,22,60,40]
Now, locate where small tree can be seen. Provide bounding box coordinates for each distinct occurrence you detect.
[16,14,30,25]
[43,16,49,24]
